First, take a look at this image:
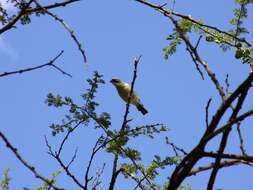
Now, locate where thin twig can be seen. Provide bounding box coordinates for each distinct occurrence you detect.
[169,16,226,100]
[236,122,247,156]
[166,137,187,156]
[0,50,71,77]
[195,35,203,50]
[26,0,81,13]
[189,159,253,176]
[186,46,205,80]
[205,98,212,128]
[203,152,253,162]
[67,147,78,168]
[91,163,106,190]
[0,131,63,190]
[84,136,104,189]
[121,56,142,131]
[205,109,253,141]
[44,136,85,189]
[57,121,83,156]
[225,74,230,96]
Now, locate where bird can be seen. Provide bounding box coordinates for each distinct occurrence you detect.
[110,78,148,115]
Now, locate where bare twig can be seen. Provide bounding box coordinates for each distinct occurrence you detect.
[186,46,205,80]
[166,137,187,156]
[0,131,63,190]
[225,74,230,96]
[170,0,176,12]
[205,109,253,141]
[45,136,85,189]
[57,121,83,157]
[91,163,106,190]
[195,35,203,49]
[26,0,81,13]
[189,35,205,80]
[236,123,247,156]
[121,56,142,131]
[84,136,104,189]
[34,0,87,63]
[205,98,212,128]
[203,152,253,162]
[67,147,78,168]
[0,50,71,77]
[50,64,72,77]
[189,159,253,176]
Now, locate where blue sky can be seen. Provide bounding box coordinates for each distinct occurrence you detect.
[1,0,253,189]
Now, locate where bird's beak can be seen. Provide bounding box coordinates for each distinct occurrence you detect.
[110,79,113,83]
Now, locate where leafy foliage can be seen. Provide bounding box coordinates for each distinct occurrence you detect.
[23,170,62,190]
[163,18,203,59]
[45,71,109,136]
[0,167,11,190]
[163,0,253,60]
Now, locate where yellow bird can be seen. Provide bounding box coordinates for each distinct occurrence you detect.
[110,78,148,115]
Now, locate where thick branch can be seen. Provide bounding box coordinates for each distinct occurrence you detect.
[207,83,250,190]
[168,72,253,190]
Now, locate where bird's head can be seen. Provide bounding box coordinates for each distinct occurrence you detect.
[110,78,122,85]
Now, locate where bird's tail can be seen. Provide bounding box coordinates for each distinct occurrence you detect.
[137,104,148,115]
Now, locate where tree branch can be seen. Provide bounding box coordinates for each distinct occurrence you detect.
[84,136,104,190]
[203,152,253,162]
[26,0,81,13]
[0,131,63,190]
[44,136,85,189]
[189,159,253,177]
[108,56,142,190]
[135,0,252,47]
[236,122,247,155]
[0,50,72,78]
[168,72,253,190]
[0,0,34,35]
[207,84,250,190]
